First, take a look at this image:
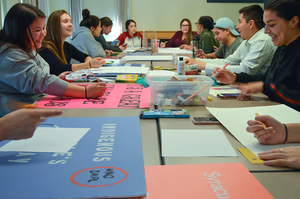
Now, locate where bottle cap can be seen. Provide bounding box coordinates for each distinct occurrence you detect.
[179,57,183,61]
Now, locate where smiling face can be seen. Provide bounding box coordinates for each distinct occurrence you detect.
[181,20,190,34]
[127,22,136,35]
[214,27,228,44]
[264,10,297,46]
[236,13,251,40]
[102,25,112,35]
[60,13,73,40]
[27,17,46,50]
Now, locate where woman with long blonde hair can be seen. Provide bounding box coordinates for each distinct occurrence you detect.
[40,10,104,76]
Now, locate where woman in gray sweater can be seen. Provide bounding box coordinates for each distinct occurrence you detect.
[71,9,106,58]
[0,4,106,116]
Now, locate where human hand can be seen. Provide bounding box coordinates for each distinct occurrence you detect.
[184,58,195,65]
[213,46,218,51]
[160,42,166,48]
[258,146,300,169]
[180,44,191,50]
[105,50,113,55]
[213,68,236,84]
[119,44,127,51]
[0,109,62,141]
[90,58,105,68]
[195,49,205,58]
[86,83,107,98]
[58,71,73,83]
[235,81,264,100]
[247,115,286,144]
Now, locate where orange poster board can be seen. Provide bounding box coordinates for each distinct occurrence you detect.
[144,162,273,199]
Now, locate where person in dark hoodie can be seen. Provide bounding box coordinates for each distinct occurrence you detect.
[94,17,127,52]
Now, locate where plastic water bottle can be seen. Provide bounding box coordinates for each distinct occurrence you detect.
[172,53,177,68]
[177,57,185,75]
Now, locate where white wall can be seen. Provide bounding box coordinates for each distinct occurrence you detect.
[131,0,263,31]
[82,0,115,20]
[48,0,69,14]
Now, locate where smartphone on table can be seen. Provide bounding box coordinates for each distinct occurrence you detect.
[192,117,220,125]
[217,93,251,100]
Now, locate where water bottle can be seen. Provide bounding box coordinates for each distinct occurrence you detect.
[177,57,185,75]
[192,35,200,58]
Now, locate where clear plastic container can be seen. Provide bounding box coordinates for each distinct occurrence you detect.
[145,75,214,106]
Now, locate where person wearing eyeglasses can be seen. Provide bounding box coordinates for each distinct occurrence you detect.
[194,16,220,54]
[160,18,197,49]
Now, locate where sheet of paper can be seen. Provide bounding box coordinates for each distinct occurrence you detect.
[122,55,172,61]
[0,127,89,153]
[161,129,237,157]
[209,86,241,96]
[206,104,300,155]
[91,66,149,74]
[158,47,192,54]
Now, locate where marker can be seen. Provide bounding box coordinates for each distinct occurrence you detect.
[90,71,108,96]
[255,113,267,130]
[163,41,167,43]
[211,63,229,78]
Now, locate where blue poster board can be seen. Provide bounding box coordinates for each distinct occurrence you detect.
[0,116,146,199]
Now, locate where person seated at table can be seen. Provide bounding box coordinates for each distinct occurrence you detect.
[0,3,106,116]
[94,17,127,52]
[196,17,243,59]
[116,19,143,47]
[194,16,220,54]
[247,114,300,169]
[40,10,105,76]
[213,0,300,112]
[71,9,106,58]
[160,18,198,49]
[185,5,276,76]
[0,108,62,141]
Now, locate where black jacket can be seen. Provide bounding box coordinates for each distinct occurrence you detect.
[40,42,89,76]
[236,36,300,111]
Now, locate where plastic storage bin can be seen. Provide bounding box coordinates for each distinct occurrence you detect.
[145,75,214,106]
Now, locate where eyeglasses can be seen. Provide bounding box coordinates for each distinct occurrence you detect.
[181,25,189,27]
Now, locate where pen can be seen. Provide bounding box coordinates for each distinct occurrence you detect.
[90,71,108,96]
[255,113,267,130]
[163,41,167,43]
[211,63,229,78]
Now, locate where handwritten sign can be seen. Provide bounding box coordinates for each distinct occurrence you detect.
[38,84,150,109]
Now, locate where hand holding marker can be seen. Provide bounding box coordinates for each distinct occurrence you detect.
[211,63,229,86]
[211,63,229,78]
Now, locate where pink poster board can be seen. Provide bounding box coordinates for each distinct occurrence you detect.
[38,84,150,109]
